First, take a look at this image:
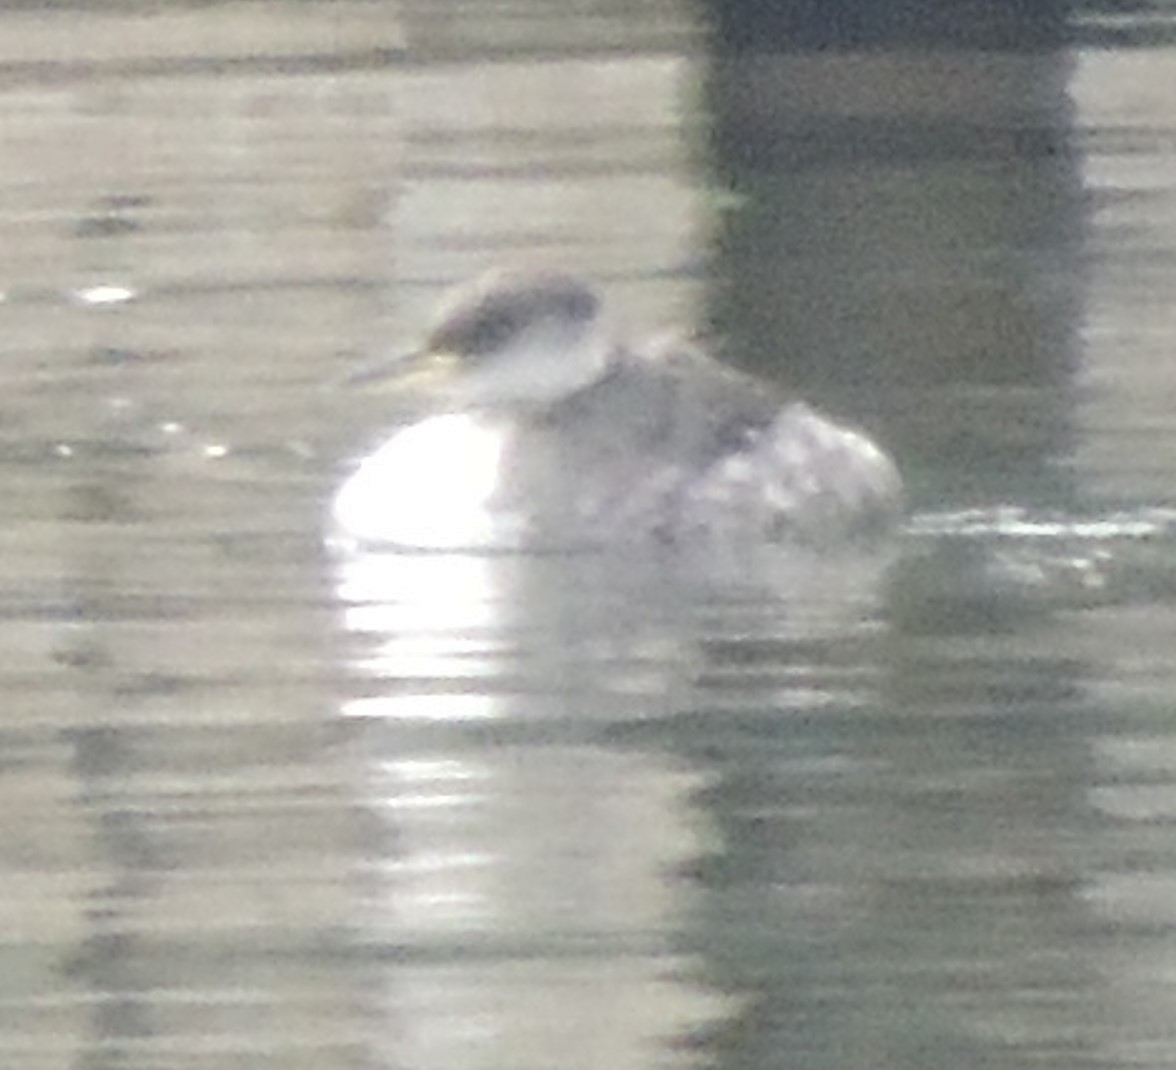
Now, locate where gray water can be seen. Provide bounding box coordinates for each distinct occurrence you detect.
[5,2,1176,1068]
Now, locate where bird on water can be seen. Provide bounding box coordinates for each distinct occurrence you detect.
[332,268,903,552]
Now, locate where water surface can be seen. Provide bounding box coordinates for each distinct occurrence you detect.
[4,3,1176,1069]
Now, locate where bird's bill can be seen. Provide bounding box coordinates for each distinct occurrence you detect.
[342,349,462,394]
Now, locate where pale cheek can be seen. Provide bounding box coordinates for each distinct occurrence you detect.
[461,326,605,404]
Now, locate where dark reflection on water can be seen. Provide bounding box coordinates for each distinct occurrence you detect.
[3,1,1176,1068]
[704,37,1085,511]
[333,498,1176,1068]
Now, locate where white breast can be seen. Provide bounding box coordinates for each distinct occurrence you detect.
[332,414,520,550]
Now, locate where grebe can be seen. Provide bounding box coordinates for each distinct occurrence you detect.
[332,269,902,552]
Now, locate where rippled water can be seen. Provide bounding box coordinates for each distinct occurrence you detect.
[5,3,1176,1068]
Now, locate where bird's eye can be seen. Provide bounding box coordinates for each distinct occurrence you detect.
[427,277,598,359]
[467,308,522,355]
[429,305,521,357]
